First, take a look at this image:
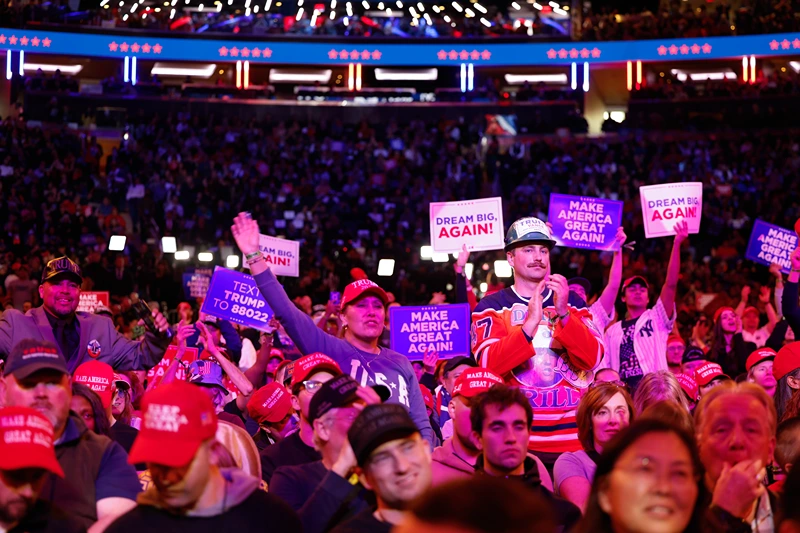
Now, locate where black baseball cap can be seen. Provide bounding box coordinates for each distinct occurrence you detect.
[348,403,419,466]
[308,375,390,422]
[4,340,68,380]
[42,256,82,285]
[444,356,478,375]
[568,277,592,296]
[682,346,706,364]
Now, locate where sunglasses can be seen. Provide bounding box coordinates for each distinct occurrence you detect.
[589,379,629,392]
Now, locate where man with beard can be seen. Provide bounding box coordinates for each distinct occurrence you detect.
[0,257,171,372]
[0,406,83,533]
[0,339,141,530]
[471,217,604,466]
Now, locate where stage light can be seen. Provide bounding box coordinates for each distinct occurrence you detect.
[109,235,127,251]
[465,263,474,279]
[480,282,488,292]
[175,251,190,260]
[494,260,512,278]
[226,255,240,268]
[420,245,433,259]
[432,253,449,263]
[198,252,213,262]
[377,259,395,276]
[161,236,177,253]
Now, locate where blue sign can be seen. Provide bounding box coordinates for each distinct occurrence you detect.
[548,193,622,251]
[183,272,211,299]
[4,26,800,66]
[200,266,273,330]
[745,219,798,274]
[389,304,470,361]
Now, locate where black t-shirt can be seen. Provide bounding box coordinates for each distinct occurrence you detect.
[105,489,300,533]
[330,509,392,533]
[10,499,85,533]
[108,422,138,454]
[260,431,321,485]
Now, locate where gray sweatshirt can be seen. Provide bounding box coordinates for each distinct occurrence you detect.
[254,270,434,446]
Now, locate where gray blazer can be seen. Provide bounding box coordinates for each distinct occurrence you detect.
[0,307,171,373]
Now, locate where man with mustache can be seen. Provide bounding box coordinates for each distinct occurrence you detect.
[600,220,689,393]
[471,217,604,468]
[0,257,171,373]
[0,339,141,531]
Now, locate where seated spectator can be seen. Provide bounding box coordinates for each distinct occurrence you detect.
[470,384,581,531]
[774,342,800,422]
[675,374,699,411]
[695,382,779,530]
[771,417,800,495]
[682,346,708,378]
[632,370,690,415]
[246,382,295,451]
[782,465,800,533]
[554,381,634,511]
[436,356,478,439]
[260,353,341,485]
[694,362,732,399]
[0,339,141,530]
[71,382,111,436]
[105,381,300,532]
[394,476,556,533]
[574,419,707,533]
[0,406,84,533]
[417,384,442,448]
[638,400,695,436]
[269,375,382,533]
[746,347,778,397]
[332,403,433,532]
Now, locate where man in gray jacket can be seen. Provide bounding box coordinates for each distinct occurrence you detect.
[0,256,170,372]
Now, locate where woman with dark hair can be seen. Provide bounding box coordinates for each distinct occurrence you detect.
[554,382,634,511]
[70,382,111,436]
[774,343,800,422]
[707,307,756,378]
[574,419,707,533]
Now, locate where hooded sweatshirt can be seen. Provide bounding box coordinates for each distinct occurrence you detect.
[254,269,434,446]
[105,468,300,533]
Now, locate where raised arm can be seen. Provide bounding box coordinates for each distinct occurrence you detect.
[596,227,626,317]
[734,285,751,318]
[659,220,689,319]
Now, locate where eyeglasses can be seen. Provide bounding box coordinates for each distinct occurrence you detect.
[302,380,325,394]
[589,379,629,392]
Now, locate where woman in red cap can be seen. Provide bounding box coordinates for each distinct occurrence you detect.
[231,213,434,447]
[774,342,800,422]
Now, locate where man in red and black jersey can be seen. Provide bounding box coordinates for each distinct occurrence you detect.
[471,217,604,466]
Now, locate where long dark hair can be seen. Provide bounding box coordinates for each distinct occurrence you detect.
[71,382,111,436]
[707,318,730,364]
[574,419,707,533]
[775,368,800,422]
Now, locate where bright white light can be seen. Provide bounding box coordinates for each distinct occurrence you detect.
[151,63,217,78]
[609,111,626,123]
[409,6,417,16]
[296,6,304,19]
[479,282,488,292]
[479,17,491,27]
[269,69,333,83]
[432,4,439,11]
[474,2,486,12]
[330,9,335,17]
[511,1,520,9]
[123,132,129,140]
[23,63,83,75]
[494,260,512,278]
[378,1,383,7]
[362,0,369,7]
[226,255,240,268]
[377,259,395,276]
[443,14,450,21]
[161,236,177,253]
[553,7,567,15]
[170,8,175,17]
[346,1,353,15]
[465,8,474,16]
[420,245,433,259]
[432,253,449,263]
[174,251,190,260]
[344,16,349,24]
[122,13,129,19]
[198,252,214,262]
[198,3,204,10]
[790,61,800,73]
[264,0,271,9]
[451,1,462,10]
[109,235,127,251]
[533,2,542,8]
[417,1,424,9]
[424,12,431,23]
[465,263,474,279]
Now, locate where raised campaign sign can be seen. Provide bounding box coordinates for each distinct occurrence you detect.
[639,182,703,238]
[77,292,109,313]
[548,194,623,251]
[746,219,798,274]
[146,345,199,389]
[183,272,211,300]
[389,304,471,360]
[243,234,300,277]
[429,197,505,253]
[201,267,273,331]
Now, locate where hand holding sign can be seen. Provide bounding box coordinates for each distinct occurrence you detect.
[456,244,470,273]
[792,247,800,270]
[232,212,261,256]
[422,348,439,374]
[613,227,627,251]
[639,182,702,238]
[673,220,690,246]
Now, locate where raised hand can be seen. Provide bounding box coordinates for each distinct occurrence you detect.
[758,286,771,304]
[422,348,438,374]
[456,244,470,272]
[231,212,261,256]
[673,220,690,245]
[613,226,627,250]
[740,285,751,302]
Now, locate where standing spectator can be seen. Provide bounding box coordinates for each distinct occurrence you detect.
[601,221,689,392]
[774,343,800,422]
[554,382,634,511]
[0,257,171,372]
[0,339,141,530]
[231,213,433,446]
[332,403,433,532]
[109,256,135,299]
[772,417,800,495]
[737,286,778,348]
[470,384,582,530]
[0,406,84,533]
[6,266,37,311]
[708,306,756,378]
[105,381,301,532]
[695,382,779,530]
[471,218,603,465]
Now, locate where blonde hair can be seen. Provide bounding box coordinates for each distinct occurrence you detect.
[694,381,777,438]
[632,371,689,415]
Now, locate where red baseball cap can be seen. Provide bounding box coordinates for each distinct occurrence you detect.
[667,334,686,347]
[452,368,504,399]
[73,360,115,409]
[291,353,342,390]
[743,306,760,318]
[713,306,735,323]
[676,374,698,402]
[268,348,285,361]
[128,381,218,468]
[746,347,777,372]
[0,406,64,477]
[419,384,434,410]
[622,276,649,291]
[694,362,730,387]
[774,342,800,381]
[340,279,388,309]
[247,383,292,425]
